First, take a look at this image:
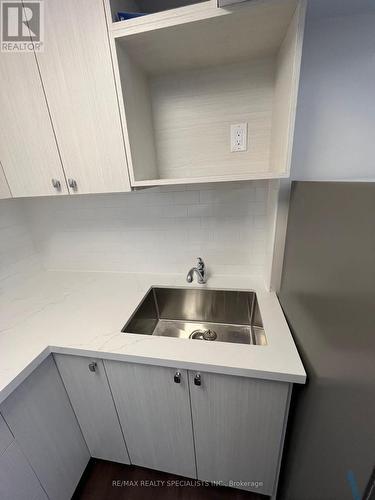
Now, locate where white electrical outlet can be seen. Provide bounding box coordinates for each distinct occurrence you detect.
[230,123,248,152]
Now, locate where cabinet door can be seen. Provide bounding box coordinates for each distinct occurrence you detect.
[105,361,196,478]
[54,354,130,464]
[1,356,89,500]
[0,441,47,500]
[35,0,130,195]
[0,52,67,197]
[189,371,290,496]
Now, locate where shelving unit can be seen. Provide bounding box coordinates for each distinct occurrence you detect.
[105,0,306,187]
[107,0,211,28]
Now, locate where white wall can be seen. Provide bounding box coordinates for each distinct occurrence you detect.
[22,182,269,277]
[271,3,375,290]
[291,7,375,180]
[0,200,41,282]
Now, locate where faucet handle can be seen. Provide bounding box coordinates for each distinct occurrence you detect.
[186,258,207,285]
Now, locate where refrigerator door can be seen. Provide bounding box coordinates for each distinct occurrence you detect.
[278,181,375,500]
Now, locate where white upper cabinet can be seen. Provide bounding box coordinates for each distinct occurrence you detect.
[106,0,306,187]
[35,0,130,195]
[0,0,305,196]
[0,52,67,197]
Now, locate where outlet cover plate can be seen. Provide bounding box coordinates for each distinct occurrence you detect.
[231,123,248,152]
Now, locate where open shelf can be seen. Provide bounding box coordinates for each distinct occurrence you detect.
[111,0,306,187]
[108,0,209,25]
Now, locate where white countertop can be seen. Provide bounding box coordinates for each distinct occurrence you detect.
[0,270,306,404]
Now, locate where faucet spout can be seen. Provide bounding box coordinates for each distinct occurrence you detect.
[186,257,207,284]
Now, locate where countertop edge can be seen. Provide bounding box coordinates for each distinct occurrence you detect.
[0,343,306,405]
[51,345,307,384]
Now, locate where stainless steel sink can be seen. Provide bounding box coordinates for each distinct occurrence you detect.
[122,287,267,346]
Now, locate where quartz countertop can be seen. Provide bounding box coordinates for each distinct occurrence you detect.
[0,270,306,404]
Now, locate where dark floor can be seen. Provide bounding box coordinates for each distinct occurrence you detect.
[73,459,267,500]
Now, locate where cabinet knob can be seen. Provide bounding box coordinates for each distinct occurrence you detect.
[51,178,61,190]
[68,178,77,191]
[88,362,97,373]
[174,371,181,383]
[194,373,201,386]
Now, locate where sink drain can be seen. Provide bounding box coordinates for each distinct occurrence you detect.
[190,329,217,341]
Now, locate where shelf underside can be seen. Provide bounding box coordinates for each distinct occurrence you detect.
[131,171,288,188]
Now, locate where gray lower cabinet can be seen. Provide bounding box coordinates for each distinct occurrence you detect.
[0,441,47,500]
[54,354,130,464]
[0,354,291,498]
[1,356,90,500]
[104,361,196,478]
[189,371,291,496]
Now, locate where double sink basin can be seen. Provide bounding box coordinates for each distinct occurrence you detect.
[123,288,267,346]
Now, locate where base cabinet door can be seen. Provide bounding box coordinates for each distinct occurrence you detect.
[54,354,130,464]
[0,441,47,500]
[105,361,196,478]
[1,356,89,500]
[189,371,290,496]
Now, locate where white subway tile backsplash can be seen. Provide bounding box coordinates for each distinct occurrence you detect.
[0,199,41,282]
[8,181,271,277]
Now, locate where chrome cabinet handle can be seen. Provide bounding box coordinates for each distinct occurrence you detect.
[174,371,181,383]
[194,373,201,386]
[68,178,77,190]
[88,362,97,373]
[51,178,61,190]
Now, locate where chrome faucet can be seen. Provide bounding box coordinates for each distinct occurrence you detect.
[186,257,207,285]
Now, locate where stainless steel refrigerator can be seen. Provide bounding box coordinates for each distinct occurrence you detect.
[278,182,375,500]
